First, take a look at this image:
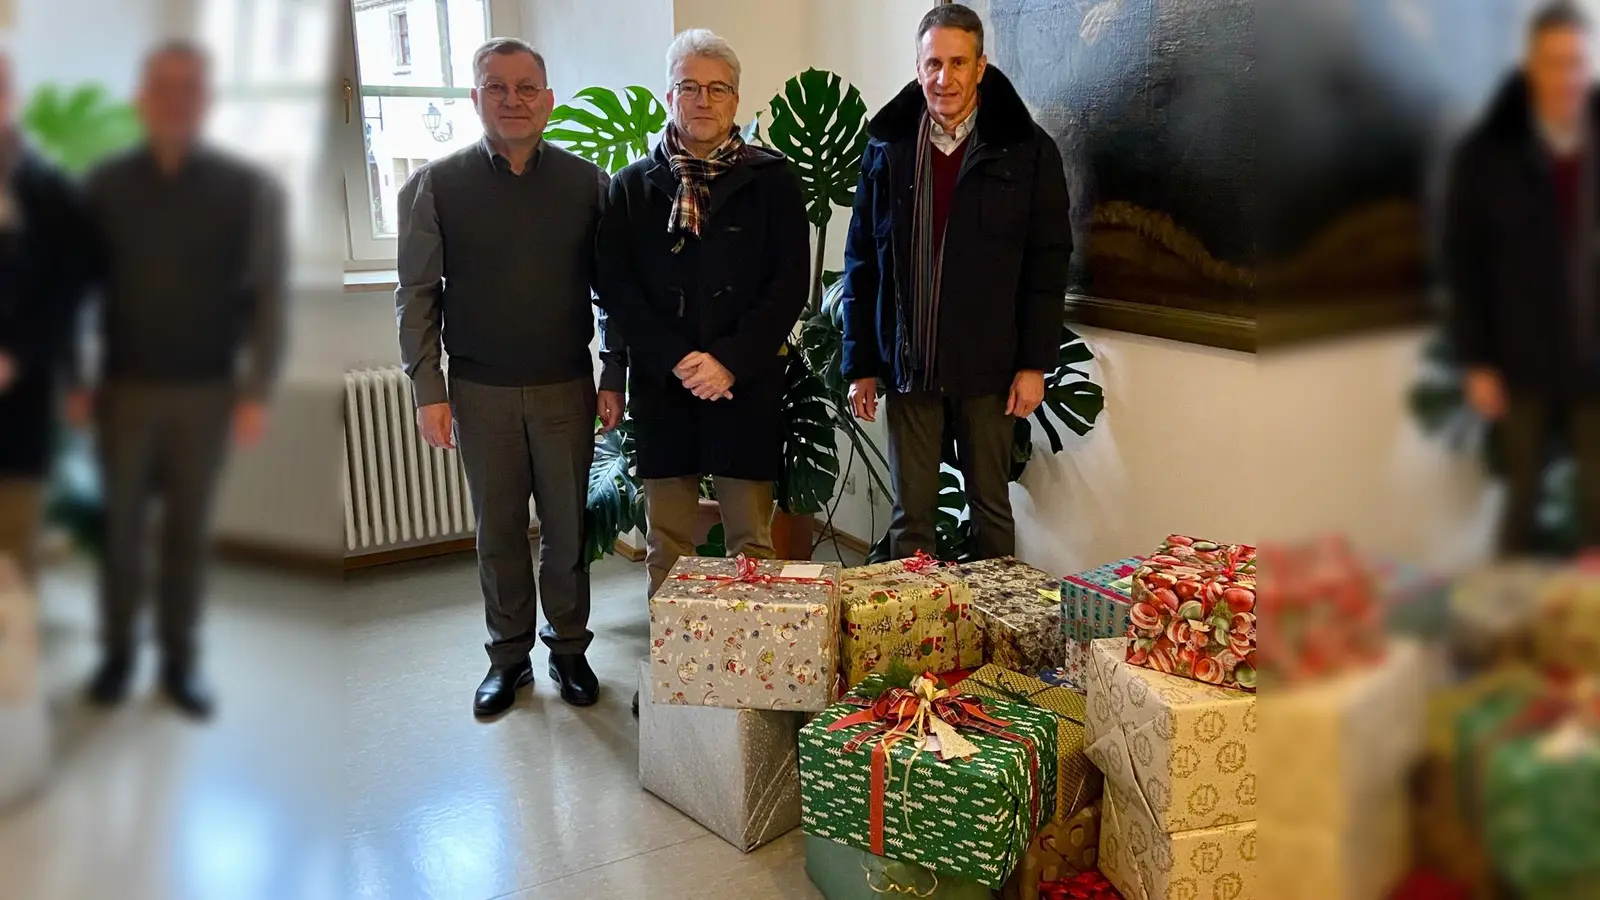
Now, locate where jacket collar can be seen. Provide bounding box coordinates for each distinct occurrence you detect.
[643,136,787,218]
[867,66,1036,148]
[1477,71,1600,148]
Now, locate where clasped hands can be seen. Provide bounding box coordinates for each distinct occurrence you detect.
[675,351,735,401]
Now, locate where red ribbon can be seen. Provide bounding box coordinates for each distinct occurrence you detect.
[826,677,1044,856]
[900,549,943,574]
[1039,871,1124,900]
[893,550,969,669]
[669,554,836,589]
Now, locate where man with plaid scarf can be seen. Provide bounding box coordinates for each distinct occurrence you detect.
[595,29,811,715]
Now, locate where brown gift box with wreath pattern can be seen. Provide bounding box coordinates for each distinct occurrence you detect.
[947,556,1069,674]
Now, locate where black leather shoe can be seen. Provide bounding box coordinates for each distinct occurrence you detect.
[632,690,640,718]
[548,654,599,707]
[474,661,533,717]
[161,664,215,720]
[86,657,134,708]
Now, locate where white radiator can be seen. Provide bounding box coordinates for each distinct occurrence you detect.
[342,367,476,554]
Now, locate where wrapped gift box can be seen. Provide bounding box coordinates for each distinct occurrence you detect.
[1126,542,1257,692]
[1370,556,1453,640]
[635,661,803,851]
[1001,803,1102,900]
[838,557,983,690]
[1260,790,1411,900]
[1091,727,1257,900]
[1036,871,1125,900]
[1455,676,1600,899]
[1085,638,1257,833]
[1061,557,1142,689]
[1448,563,1549,671]
[1533,565,1600,675]
[959,664,1103,823]
[947,556,1068,675]
[800,674,1059,889]
[1256,639,1427,826]
[804,832,993,900]
[1255,536,1387,686]
[648,556,840,710]
[0,558,35,703]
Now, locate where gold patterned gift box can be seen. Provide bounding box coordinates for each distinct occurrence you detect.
[958,664,1103,824]
[838,558,983,690]
[947,556,1069,674]
[1259,791,1411,900]
[635,661,803,852]
[1001,803,1103,900]
[1256,639,1427,828]
[0,558,35,703]
[649,557,840,711]
[1084,638,1256,834]
[1533,564,1600,674]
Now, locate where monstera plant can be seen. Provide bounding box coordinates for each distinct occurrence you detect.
[22,83,144,557]
[1408,331,1576,554]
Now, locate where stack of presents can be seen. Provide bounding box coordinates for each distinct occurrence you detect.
[637,535,1600,900]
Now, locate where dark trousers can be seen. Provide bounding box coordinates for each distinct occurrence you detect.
[1498,393,1600,554]
[97,381,234,669]
[885,389,1016,560]
[449,376,596,665]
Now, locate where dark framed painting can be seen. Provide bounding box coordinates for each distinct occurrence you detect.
[979,0,1526,351]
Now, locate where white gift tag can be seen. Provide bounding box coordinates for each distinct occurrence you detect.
[780,564,826,580]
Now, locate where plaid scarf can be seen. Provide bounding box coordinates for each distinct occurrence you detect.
[908,114,946,390]
[664,124,746,238]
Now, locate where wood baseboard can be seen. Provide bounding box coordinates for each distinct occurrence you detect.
[216,538,343,575]
[613,539,647,562]
[338,527,539,572]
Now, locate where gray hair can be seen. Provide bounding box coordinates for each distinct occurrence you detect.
[143,38,213,80]
[472,37,547,84]
[664,28,741,90]
[917,3,985,56]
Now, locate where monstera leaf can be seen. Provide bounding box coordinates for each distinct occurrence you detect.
[779,352,841,516]
[22,83,141,175]
[545,86,666,175]
[935,467,973,562]
[583,421,642,563]
[1032,326,1107,454]
[697,522,727,558]
[763,68,868,228]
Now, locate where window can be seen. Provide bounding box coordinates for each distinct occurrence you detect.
[341,0,522,266]
[389,10,412,69]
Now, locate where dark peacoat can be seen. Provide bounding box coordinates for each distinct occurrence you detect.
[595,141,810,481]
[0,146,93,477]
[839,67,1072,397]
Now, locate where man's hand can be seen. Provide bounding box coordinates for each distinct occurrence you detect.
[1006,370,1046,418]
[1464,367,1508,422]
[598,390,625,433]
[675,351,734,401]
[0,352,15,396]
[65,388,94,428]
[417,402,455,449]
[849,377,878,422]
[233,400,270,450]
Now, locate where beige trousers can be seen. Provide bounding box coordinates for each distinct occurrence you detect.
[0,480,43,585]
[644,476,776,597]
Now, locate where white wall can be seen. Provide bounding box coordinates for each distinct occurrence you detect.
[522,0,673,103]
[10,0,168,96]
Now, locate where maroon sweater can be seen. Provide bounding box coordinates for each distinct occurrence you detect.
[931,135,970,261]
[1551,150,1583,237]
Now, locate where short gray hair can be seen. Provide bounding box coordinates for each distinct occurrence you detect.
[664,28,741,90]
[917,4,985,57]
[472,37,547,84]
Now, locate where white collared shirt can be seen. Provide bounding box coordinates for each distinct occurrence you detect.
[930,108,978,156]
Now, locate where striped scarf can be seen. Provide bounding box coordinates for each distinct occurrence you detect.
[664,124,746,238]
[908,115,946,390]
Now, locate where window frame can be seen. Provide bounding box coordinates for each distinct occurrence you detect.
[390,9,412,71]
[340,0,521,269]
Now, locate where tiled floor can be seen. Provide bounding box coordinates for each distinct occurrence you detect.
[3,549,854,900]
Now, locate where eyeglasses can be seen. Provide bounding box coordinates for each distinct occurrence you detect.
[478,81,548,104]
[673,80,737,102]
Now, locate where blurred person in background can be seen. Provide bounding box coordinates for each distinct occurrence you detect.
[0,53,92,583]
[69,41,286,719]
[396,38,615,718]
[1445,1,1600,555]
[595,28,810,717]
[840,4,1070,561]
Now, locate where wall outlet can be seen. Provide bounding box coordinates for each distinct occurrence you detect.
[842,474,858,495]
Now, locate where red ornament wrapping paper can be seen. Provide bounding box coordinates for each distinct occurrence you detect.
[1125,535,1257,691]
[1254,535,1386,686]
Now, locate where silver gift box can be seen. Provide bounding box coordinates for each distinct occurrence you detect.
[636,660,804,852]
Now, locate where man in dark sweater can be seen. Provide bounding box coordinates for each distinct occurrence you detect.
[72,41,286,718]
[0,54,93,583]
[397,38,617,717]
[1445,1,1600,553]
[841,4,1071,560]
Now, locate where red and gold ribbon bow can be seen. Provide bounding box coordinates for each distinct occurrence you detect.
[670,554,836,589]
[1039,871,1124,900]
[827,674,1044,856]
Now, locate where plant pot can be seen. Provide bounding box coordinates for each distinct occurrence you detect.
[694,498,815,562]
